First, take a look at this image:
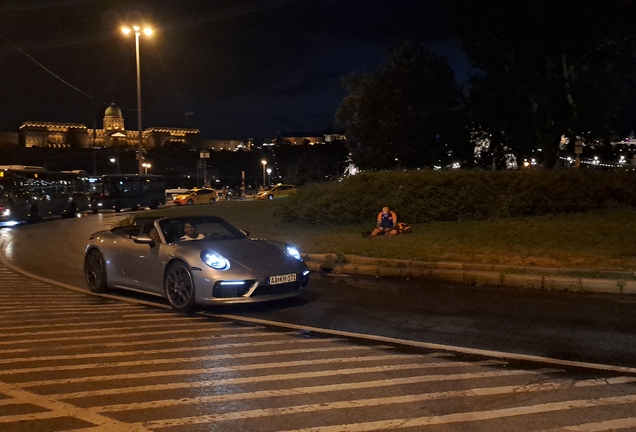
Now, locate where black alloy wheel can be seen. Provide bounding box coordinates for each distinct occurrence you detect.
[164,261,196,312]
[84,249,109,293]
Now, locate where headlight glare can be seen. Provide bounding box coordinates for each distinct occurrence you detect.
[286,245,302,261]
[200,250,230,270]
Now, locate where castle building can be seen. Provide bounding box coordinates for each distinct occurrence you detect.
[19,103,201,149]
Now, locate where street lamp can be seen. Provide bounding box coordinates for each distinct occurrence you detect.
[122,25,153,175]
[142,162,151,175]
[261,160,267,188]
[266,167,272,187]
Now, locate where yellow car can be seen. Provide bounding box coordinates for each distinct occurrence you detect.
[256,184,297,200]
[173,188,218,206]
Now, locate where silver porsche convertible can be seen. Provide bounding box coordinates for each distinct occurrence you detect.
[83,215,309,312]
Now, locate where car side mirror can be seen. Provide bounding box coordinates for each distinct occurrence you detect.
[240,229,250,238]
[133,234,154,245]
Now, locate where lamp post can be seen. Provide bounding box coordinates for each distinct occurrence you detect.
[266,167,272,187]
[261,160,267,188]
[122,25,153,175]
[142,162,151,175]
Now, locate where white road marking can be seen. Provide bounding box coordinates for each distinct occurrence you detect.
[56,360,506,399]
[0,336,341,365]
[0,315,206,331]
[1,345,376,375]
[538,417,636,431]
[0,329,268,355]
[17,353,425,387]
[138,373,635,429]
[214,314,636,375]
[98,368,556,413]
[0,380,150,431]
[276,394,636,432]
[0,324,255,346]
[0,319,238,338]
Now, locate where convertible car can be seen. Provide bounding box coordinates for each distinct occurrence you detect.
[83,215,309,312]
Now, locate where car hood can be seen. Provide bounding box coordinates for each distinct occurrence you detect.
[178,238,301,273]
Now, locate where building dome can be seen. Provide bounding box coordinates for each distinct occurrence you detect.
[105,103,122,117]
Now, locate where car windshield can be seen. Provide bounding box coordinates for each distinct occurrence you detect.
[158,216,246,243]
[184,190,197,195]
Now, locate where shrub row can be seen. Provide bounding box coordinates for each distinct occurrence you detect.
[279,170,636,225]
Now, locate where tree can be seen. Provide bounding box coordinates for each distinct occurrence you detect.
[335,42,467,170]
[450,0,636,167]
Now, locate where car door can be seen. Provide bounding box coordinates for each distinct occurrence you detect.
[117,225,166,293]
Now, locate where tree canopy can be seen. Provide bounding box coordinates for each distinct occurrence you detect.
[335,42,467,170]
[452,0,636,165]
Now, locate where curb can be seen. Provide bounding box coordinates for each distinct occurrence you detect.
[303,253,636,295]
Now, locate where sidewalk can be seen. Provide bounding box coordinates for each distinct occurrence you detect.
[302,253,636,295]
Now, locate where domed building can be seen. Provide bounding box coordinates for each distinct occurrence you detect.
[19,103,201,149]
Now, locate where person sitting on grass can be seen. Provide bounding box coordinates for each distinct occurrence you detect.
[371,206,398,236]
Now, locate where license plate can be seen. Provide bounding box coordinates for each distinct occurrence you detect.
[270,273,297,285]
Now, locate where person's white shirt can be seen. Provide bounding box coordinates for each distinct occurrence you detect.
[180,233,205,241]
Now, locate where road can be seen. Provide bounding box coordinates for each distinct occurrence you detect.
[1,212,636,430]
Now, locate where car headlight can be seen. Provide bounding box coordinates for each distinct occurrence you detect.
[200,250,231,270]
[286,245,302,261]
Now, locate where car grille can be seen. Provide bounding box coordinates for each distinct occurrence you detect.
[252,280,301,297]
[212,281,253,298]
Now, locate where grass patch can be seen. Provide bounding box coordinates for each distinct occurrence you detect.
[129,200,636,271]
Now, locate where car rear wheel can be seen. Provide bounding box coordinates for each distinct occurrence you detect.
[84,249,109,293]
[164,261,196,312]
[187,199,194,206]
[209,198,216,204]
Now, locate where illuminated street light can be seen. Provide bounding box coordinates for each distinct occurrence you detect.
[261,160,267,187]
[266,167,272,187]
[121,24,153,175]
[142,162,151,174]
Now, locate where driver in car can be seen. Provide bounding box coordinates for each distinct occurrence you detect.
[180,222,205,241]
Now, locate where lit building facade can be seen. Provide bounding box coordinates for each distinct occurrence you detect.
[19,103,201,149]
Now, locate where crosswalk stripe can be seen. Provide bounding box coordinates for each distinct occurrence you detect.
[0,335,340,364]
[538,417,636,431]
[56,360,505,399]
[1,345,376,375]
[276,394,636,432]
[0,330,270,355]
[0,381,151,431]
[0,315,200,331]
[0,305,142,315]
[17,353,424,387]
[143,370,636,432]
[0,324,257,346]
[0,319,241,338]
[98,368,555,413]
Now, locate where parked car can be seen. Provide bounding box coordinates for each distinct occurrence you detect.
[173,188,218,205]
[256,184,297,200]
[83,215,310,312]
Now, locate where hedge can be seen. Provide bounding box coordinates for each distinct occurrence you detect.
[278,170,636,225]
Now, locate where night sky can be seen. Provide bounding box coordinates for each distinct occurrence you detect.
[0,0,470,141]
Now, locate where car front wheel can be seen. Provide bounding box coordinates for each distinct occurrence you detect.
[164,261,196,312]
[84,249,109,293]
[187,199,194,206]
[268,194,274,200]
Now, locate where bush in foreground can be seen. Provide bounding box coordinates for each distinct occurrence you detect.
[279,170,636,225]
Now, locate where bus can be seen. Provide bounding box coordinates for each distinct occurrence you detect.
[88,174,166,212]
[0,166,90,224]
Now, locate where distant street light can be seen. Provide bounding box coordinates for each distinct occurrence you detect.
[266,167,272,187]
[109,156,120,174]
[142,162,151,175]
[121,24,153,175]
[261,160,267,187]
